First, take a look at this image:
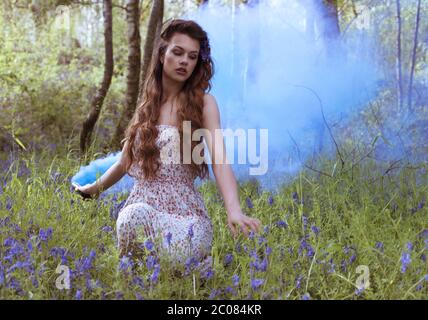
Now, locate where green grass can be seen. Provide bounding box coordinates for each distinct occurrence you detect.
[0,149,427,300]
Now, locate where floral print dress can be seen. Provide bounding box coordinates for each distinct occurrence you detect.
[116,124,213,267]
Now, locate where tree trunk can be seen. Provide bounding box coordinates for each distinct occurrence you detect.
[79,0,114,153]
[407,0,421,113]
[396,0,404,111]
[112,0,164,146]
[111,0,142,148]
[138,0,164,104]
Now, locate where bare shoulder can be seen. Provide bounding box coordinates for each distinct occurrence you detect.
[203,93,220,119]
[202,93,221,129]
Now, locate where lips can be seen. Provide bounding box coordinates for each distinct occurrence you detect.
[176,68,187,74]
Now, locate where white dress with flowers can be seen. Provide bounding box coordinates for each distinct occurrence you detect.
[116,124,213,266]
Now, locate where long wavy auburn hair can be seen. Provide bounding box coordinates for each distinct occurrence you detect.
[122,19,214,181]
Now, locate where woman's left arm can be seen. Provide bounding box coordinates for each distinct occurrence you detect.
[202,94,262,238]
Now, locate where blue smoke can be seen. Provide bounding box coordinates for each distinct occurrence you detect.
[72,0,381,195]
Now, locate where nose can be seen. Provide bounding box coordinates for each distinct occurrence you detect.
[179,56,189,65]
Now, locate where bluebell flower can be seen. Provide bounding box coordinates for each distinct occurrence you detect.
[246,197,254,209]
[292,192,298,202]
[185,256,199,273]
[375,241,384,252]
[188,224,194,239]
[421,254,426,262]
[166,232,172,247]
[406,242,413,251]
[276,220,288,228]
[417,199,425,210]
[225,286,237,296]
[302,293,311,300]
[418,229,428,239]
[295,275,303,289]
[306,245,315,259]
[38,227,53,242]
[209,289,220,299]
[355,286,365,296]
[251,278,264,290]
[265,246,272,256]
[349,254,357,264]
[311,225,320,236]
[115,291,124,300]
[302,215,308,230]
[133,276,145,289]
[268,195,274,206]
[224,254,233,267]
[101,225,113,233]
[6,197,13,211]
[119,256,133,273]
[0,266,4,286]
[328,258,335,273]
[400,252,411,273]
[150,264,160,283]
[258,236,266,246]
[75,289,83,300]
[201,268,214,280]
[232,274,239,286]
[135,292,144,300]
[144,239,154,251]
[146,255,157,270]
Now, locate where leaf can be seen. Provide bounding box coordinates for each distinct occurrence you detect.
[12,135,27,151]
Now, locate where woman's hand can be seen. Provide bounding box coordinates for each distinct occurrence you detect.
[227,211,262,239]
[71,182,99,200]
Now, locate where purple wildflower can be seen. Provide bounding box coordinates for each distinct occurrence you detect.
[150,264,160,284]
[375,242,384,252]
[201,268,214,280]
[185,256,199,273]
[246,197,254,209]
[119,256,133,273]
[101,225,113,233]
[292,191,298,202]
[224,254,233,267]
[188,224,194,239]
[232,274,239,286]
[276,220,288,228]
[355,287,365,296]
[400,252,411,273]
[166,232,172,247]
[268,196,274,206]
[251,278,264,290]
[406,242,413,251]
[75,290,83,300]
[144,239,154,251]
[38,227,53,242]
[302,293,311,300]
[311,225,320,236]
[146,255,157,270]
[295,275,303,289]
[302,215,308,230]
[225,286,237,296]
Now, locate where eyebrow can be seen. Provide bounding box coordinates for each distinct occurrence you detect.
[173,45,199,54]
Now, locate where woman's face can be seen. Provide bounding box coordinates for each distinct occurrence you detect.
[161,32,200,82]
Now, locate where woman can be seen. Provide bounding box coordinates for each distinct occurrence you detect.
[73,19,261,268]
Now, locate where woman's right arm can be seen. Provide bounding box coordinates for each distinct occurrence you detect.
[73,140,130,198]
